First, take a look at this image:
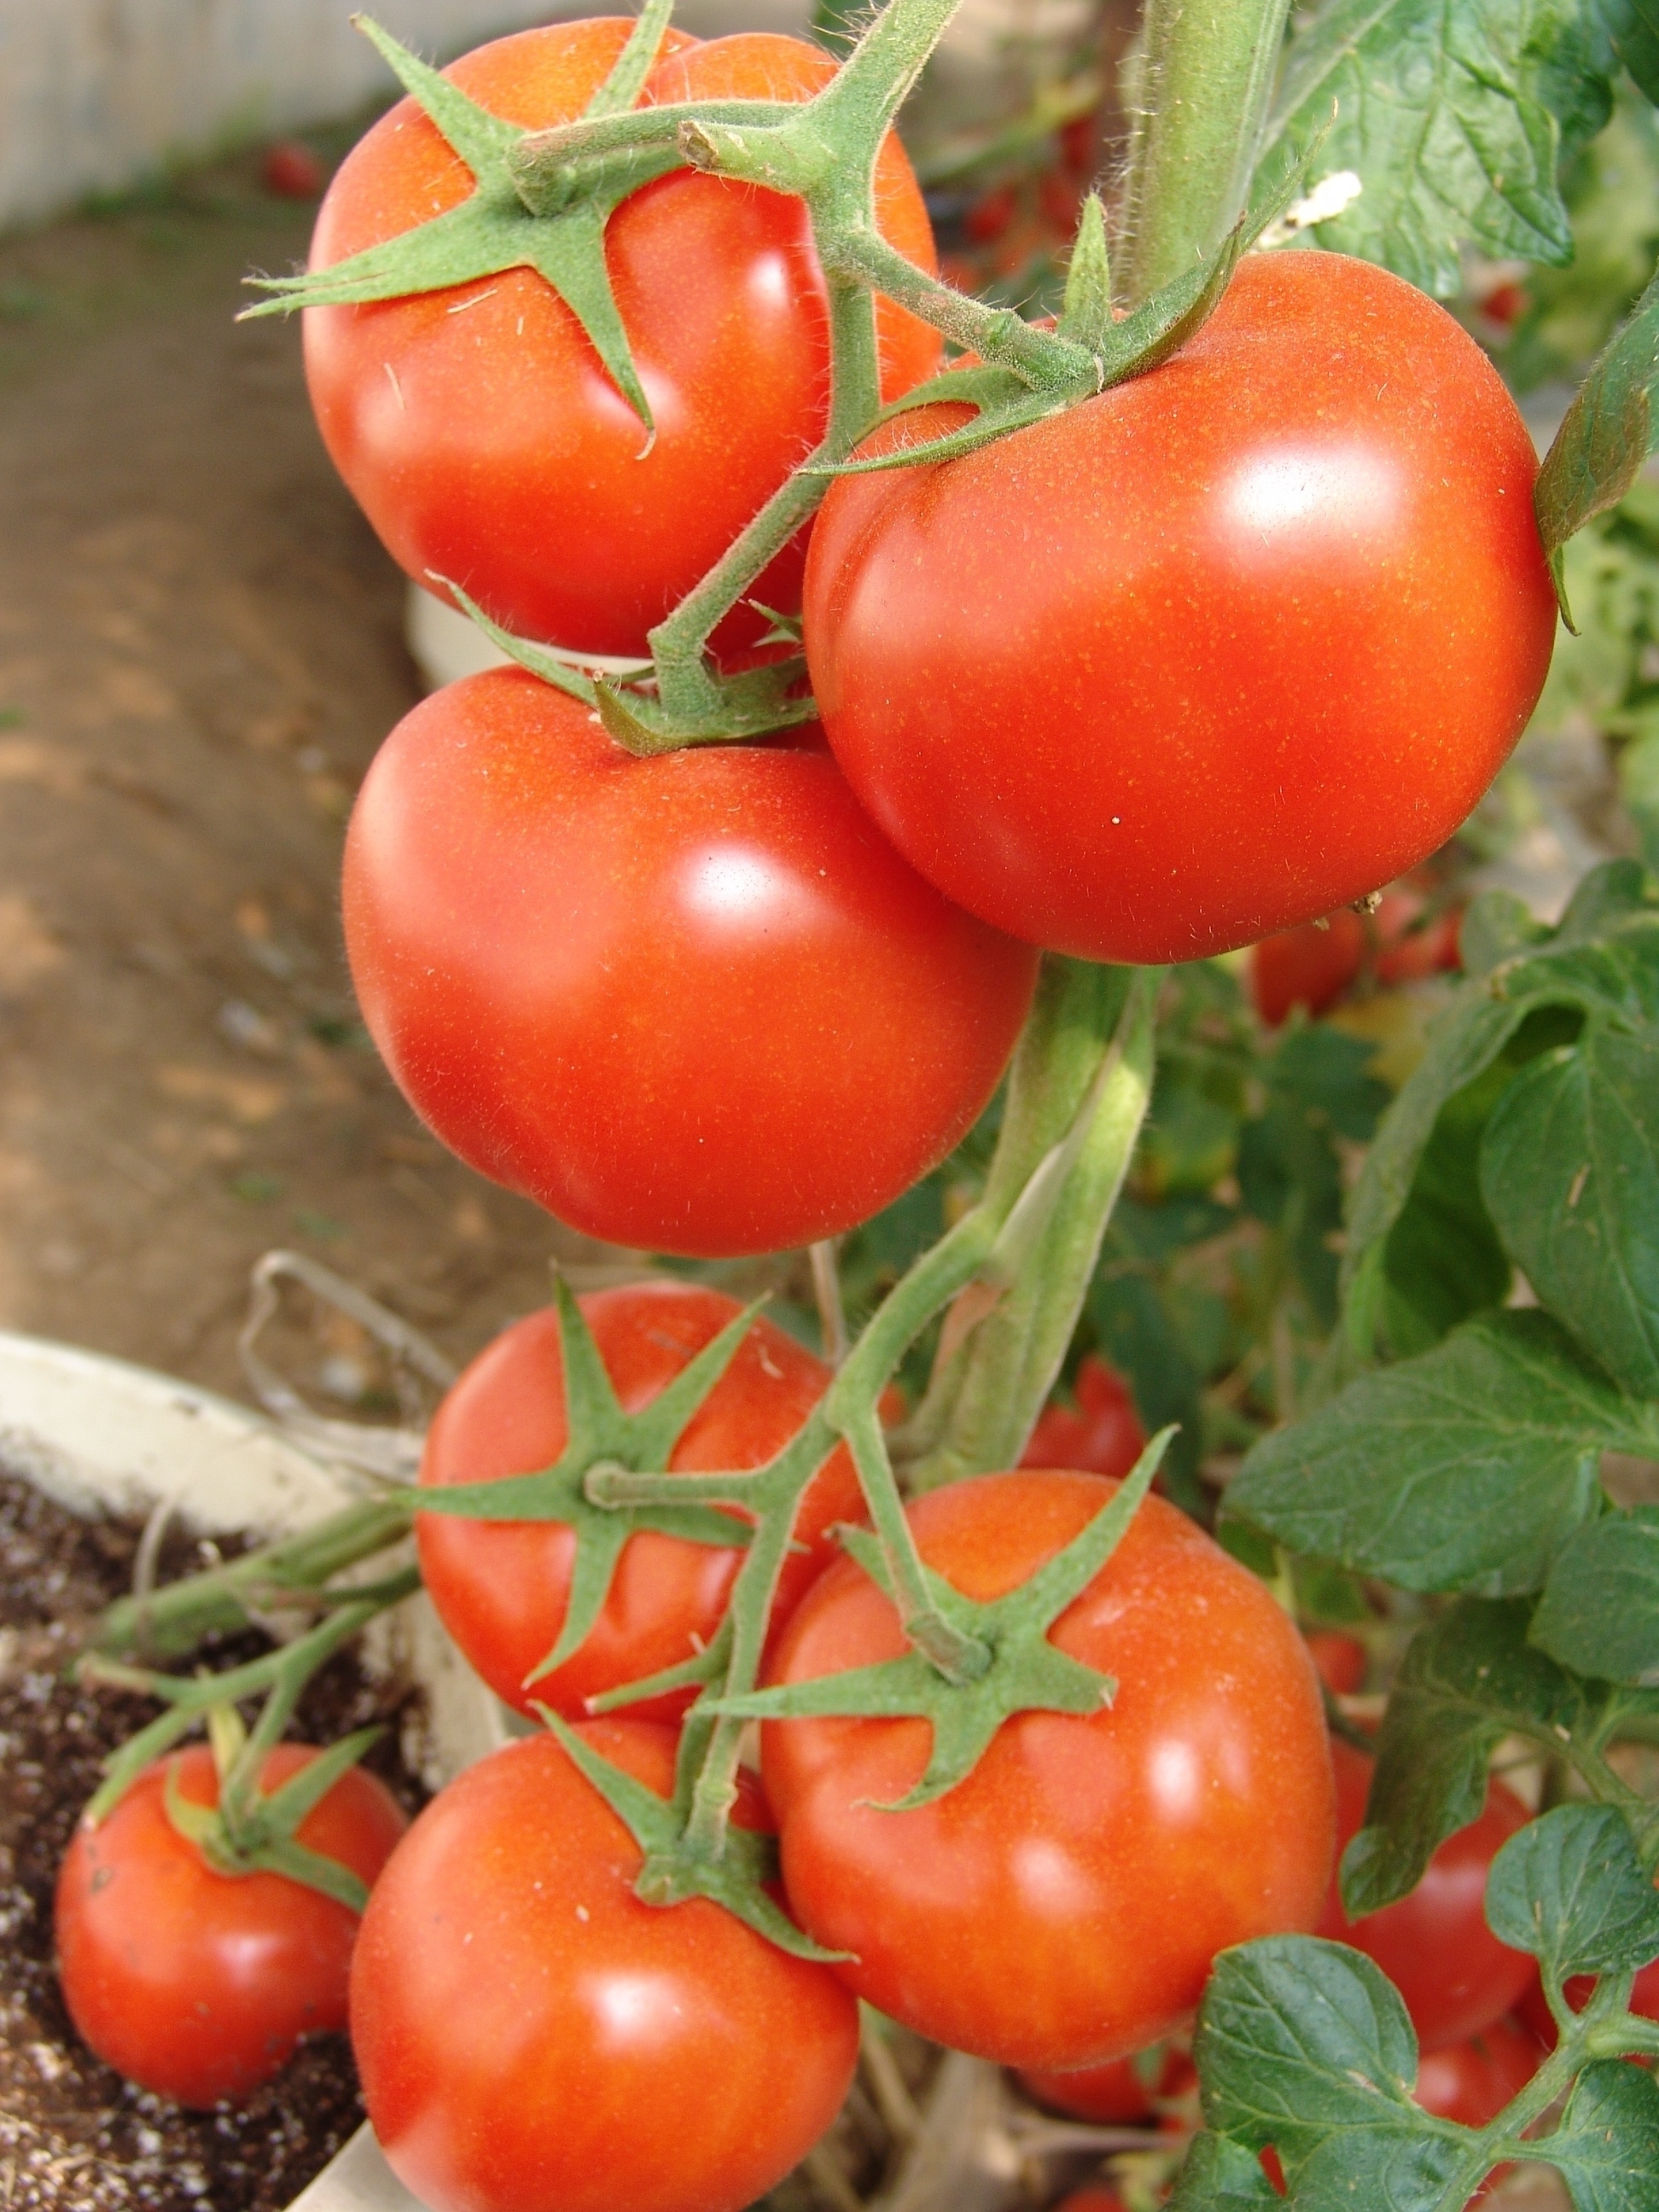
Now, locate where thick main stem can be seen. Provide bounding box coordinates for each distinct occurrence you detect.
[1116,0,1291,307]
[904,962,1158,1492]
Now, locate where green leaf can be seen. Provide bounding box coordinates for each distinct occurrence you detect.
[1533,1508,1659,1685]
[1546,2058,1659,2210]
[1485,1803,1659,1982]
[1535,264,1659,562]
[1260,0,1607,297]
[1481,1024,1659,1400]
[1342,864,1659,1349]
[1227,1311,1640,1598]
[1377,1056,1514,1359]
[1167,2132,1284,2209]
[1339,1597,1658,1915]
[1193,1935,1421,2156]
[1604,0,1659,106]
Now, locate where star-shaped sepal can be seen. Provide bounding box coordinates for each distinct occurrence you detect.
[541,1709,852,1961]
[404,1274,769,1697]
[164,1720,387,1912]
[242,3,684,437]
[705,1426,1177,1808]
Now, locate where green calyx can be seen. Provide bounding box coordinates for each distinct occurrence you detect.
[404,1276,770,1693]
[163,1719,386,1913]
[539,1708,849,1960]
[707,1427,1174,1808]
[242,4,691,437]
[80,1569,420,1911]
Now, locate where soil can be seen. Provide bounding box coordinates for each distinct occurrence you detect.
[0,1464,428,2211]
[0,139,632,1410]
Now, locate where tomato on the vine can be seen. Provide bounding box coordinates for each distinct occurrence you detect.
[804,251,1557,963]
[761,1470,1335,2067]
[1414,2016,1539,2128]
[417,1281,862,1720]
[1019,1353,1146,1478]
[1318,1738,1536,2050]
[350,1721,859,2212]
[305,21,941,661]
[55,1743,406,2108]
[343,670,1038,1256]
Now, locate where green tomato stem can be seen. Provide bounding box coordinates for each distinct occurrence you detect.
[90,1494,414,1661]
[1116,0,1291,307]
[903,963,1158,1493]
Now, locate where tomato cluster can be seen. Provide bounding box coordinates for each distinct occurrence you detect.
[51,9,1579,2207]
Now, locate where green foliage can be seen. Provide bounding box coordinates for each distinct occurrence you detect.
[1536,261,1659,561]
[1546,2061,1659,2209]
[1532,1505,1659,1680]
[1260,0,1621,296]
[1227,1310,1654,1594]
[1507,87,1659,391]
[1484,1802,1659,1981]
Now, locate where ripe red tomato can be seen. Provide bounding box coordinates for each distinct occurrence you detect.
[344,670,1037,1255]
[351,1720,859,2212]
[1019,1354,1146,1478]
[417,1281,860,1720]
[1019,2041,1195,2125]
[1252,884,1462,1026]
[1318,1738,1536,2050]
[1052,2193,1128,2212]
[1304,1630,1368,1696]
[761,1470,1335,2067]
[55,1743,406,2108]
[305,21,940,661]
[804,252,1557,963]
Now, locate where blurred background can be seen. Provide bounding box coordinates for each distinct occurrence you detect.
[0,0,1655,1443]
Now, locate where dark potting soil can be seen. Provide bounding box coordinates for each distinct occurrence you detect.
[0,1467,428,2211]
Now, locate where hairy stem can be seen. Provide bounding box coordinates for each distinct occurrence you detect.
[1116,0,1291,306]
[904,963,1158,1491]
[91,1495,413,1661]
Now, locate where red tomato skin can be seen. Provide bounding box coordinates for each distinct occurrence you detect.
[761,1471,1336,2067]
[1305,1630,1368,1696]
[1018,2042,1195,2124]
[805,252,1557,964]
[1020,1355,1146,1478]
[1053,2193,1129,2212]
[1319,1738,1536,2050]
[55,1744,407,2108]
[304,22,940,661]
[417,1282,859,1720]
[342,670,1038,1257]
[350,1721,859,2212]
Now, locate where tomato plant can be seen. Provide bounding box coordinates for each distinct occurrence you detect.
[79,0,1659,2200]
[803,251,1557,963]
[304,20,940,661]
[343,669,1038,1255]
[55,1743,406,2108]
[416,1281,863,1719]
[350,1721,859,2212]
[760,1470,1335,2066]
